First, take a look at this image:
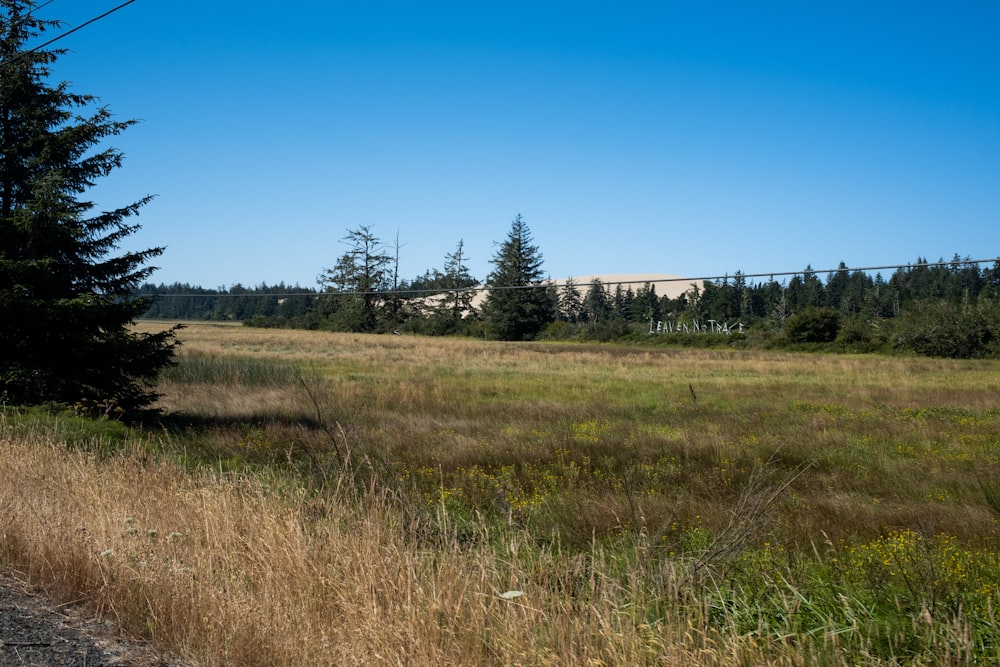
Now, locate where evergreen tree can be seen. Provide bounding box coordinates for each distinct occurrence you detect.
[754,277,789,328]
[697,278,740,322]
[440,239,476,323]
[582,277,611,322]
[786,266,823,312]
[481,214,554,340]
[984,261,1000,301]
[890,259,931,304]
[659,290,687,319]
[683,283,703,322]
[824,262,850,310]
[841,269,873,315]
[949,255,983,304]
[0,2,177,414]
[425,239,477,335]
[612,285,634,320]
[318,225,392,331]
[557,277,584,323]
[631,282,661,323]
[762,279,790,326]
[732,271,751,318]
[862,273,890,320]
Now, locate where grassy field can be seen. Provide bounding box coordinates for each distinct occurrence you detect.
[2,321,1000,665]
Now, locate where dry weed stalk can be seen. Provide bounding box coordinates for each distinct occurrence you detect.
[678,456,814,589]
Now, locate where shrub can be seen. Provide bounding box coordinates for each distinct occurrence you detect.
[540,320,573,340]
[784,307,841,343]
[835,316,884,352]
[889,299,997,358]
[578,319,632,342]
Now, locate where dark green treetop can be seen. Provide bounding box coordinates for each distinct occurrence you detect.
[582,277,611,323]
[481,214,554,340]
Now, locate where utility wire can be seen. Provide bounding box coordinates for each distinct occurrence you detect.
[2,0,59,24]
[0,0,137,70]
[26,0,58,18]
[144,257,1000,298]
[656,256,1000,288]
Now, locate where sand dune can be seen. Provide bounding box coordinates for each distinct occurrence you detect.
[549,274,692,300]
[467,273,694,309]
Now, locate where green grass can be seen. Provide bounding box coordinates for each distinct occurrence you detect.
[158,350,304,386]
[150,330,1000,547]
[0,404,132,453]
[39,322,1000,664]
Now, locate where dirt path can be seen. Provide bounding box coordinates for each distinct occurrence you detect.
[0,575,184,666]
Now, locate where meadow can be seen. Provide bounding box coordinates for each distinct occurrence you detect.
[2,321,1000,665]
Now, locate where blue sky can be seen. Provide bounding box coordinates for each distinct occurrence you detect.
[33,1,1000,288]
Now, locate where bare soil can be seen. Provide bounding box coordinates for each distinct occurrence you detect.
[0,575,184,667]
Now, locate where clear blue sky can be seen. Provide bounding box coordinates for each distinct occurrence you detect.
[35,1,1000,289]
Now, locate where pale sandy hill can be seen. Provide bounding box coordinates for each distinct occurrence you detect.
[468,273,693,309]
[552,274,692,300]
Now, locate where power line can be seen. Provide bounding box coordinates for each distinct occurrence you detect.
[26,0,58,17]
[644,256,1000,288]
[1,0,59,25]
[0,0,137,70]
[143,257,1000,298]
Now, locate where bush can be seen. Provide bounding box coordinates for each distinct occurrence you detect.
[578,320,632,342]
[784,308,841,343]
[834,316,884,352]
[888,299,997,358]
[539,320,573,340]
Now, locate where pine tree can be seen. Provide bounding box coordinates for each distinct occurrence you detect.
[582,277,611,322]
[824,262,850,311]
[318,225,392,331]
[612,285,634,320]
[439,239,476,325]
[0,1,177,414]
[481,214,554,340]
[557,277,583,323]
[631,282,661,323]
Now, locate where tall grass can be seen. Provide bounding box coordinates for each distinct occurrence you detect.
[1,322,999,664]
[0,427,779,666]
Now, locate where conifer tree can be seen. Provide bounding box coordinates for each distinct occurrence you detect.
[0,1,177,414]
[481,214,554,340]
[557,277,583,323]
[582,277,611,322]
[318,225,392,331]
[432,239,476,332]
[632,282,661,322]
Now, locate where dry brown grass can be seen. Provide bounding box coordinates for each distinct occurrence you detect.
[0,426,793,666]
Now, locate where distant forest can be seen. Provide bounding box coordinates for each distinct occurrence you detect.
[138,254,1000,359]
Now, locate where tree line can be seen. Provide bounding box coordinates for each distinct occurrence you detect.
[138,218,1000,358]
[137,282,321,322]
